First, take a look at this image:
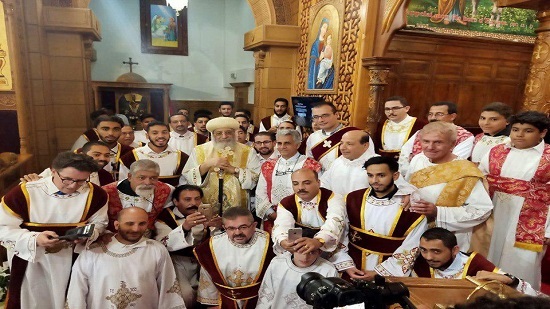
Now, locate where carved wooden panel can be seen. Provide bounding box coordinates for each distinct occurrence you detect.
[384,30,534,128]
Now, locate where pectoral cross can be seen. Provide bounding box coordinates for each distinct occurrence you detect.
[350,230,362,243]
[123,57,139,73]
[526,80,536,93]
[228,269,254,287]
[323,140,332,148]
[533,45,543,60]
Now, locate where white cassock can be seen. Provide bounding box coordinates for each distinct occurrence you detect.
[259,114,299,133]
[398,129,475,178]
[306,124,346,171]
[197,230,270,308]
[168,130,200,155]
[406,154,493,251]
[320,148,376,195]
[412,252,539,296]
[155,207,206,307]
[320,188,428,275]
[381,115,418,151]
[470,134,510,163]
[272,193,345,255]
[256,153,312,219]
[134,129,149,145]
[71,134,90,152]
[479,141,550,290]
[66,238,185,309]
[256,254,339,309]
[118,145,187,181]
[0,178,108,309]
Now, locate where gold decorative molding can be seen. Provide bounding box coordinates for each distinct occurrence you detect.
[0,91,15,109]
[382,0,405,34]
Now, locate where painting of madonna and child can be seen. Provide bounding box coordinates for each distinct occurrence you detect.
[306,4,341,92]
[150,4,178,48]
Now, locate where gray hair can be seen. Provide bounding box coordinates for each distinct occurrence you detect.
[276,129,301,144]
[129,159,160,175]
[420,121,457,144]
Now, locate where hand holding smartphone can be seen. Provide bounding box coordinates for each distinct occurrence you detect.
[287,228,302,242]
[198,204,213,221]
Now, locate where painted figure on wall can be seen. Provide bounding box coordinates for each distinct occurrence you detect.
[430,0,468,25]
[165,17,177,41]
[308,18,329,89]
[316,31,334,89]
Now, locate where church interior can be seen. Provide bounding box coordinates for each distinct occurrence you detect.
[0,0,549,306]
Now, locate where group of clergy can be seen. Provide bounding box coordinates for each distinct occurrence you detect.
[1,95,549,309]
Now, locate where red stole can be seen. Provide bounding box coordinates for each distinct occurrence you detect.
[310,126,360,161]
[193,233,274,309]
[473,133,484,146]
[410,125,473,160]
[102,181,172,232]
[345,188,424,269]
[486,144,550,252]
[119,149,189,187]
[2,183,107,309]
[414,252,498,278]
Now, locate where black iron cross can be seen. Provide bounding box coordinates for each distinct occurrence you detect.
[122,57,138,73]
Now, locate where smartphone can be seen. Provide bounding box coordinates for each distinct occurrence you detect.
[198,204,213,221]
[288,228,302,242]
[57,224,95,241]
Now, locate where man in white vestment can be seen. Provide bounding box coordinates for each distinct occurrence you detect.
[399,101,474,178]
[479,111,550,290]
[253,132,279,164]
[259,98,294,133]
[406,122,493,253]
[168,113,208,155]
[102,159,174,235]
[155,184,222,308]
[306,101,359,172]
[184,117,261,215]
[219,102,234,117]
[317,156,427,279]
[0,152,108,309]
[22,141,115,186]
[119,121,190,187]
[320,130,376,195]
[256,130,322,223]
[66,207,185,309]
[412,228,539,295]
[194,207,274,308]
[133,113,156,145]
[256,249,338,309]
[471,102,511,164]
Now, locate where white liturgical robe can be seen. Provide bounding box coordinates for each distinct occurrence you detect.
[256,254,339,309]
[118,145,186,181]
[306,125,346,171]
[406,154,493,252]
[479,141,550,290]
[381,115,417,151]
[471,134,510,163]
[66,238,185,309]
[320,148,377,195]
[168,130,201,155]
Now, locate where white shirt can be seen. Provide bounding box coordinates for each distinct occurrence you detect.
[382,115,417,150]
[168,130,200,155]
[118,144,185,180]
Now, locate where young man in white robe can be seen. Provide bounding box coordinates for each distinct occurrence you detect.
[412,227,539,296]
[316,156,428,279]
[471,102,511,164]
[479,111,550,290]
[306,101,359,172]
[194,207,274,308]
[406,122,493,253]
[259,98,295,133]
[119,121,190,187]
[256,130,322,227]
[256,249,338,309]
[66,207,185,308]
[399,102,474,178]
[0,152,108,309]
[133,114,156,145]
[184,117,261,215]
[155,184,222,308]
[168,113,208,155]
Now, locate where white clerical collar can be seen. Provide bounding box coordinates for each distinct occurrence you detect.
[438,251,468,273]
[297,190,321,205]
[142,144,175,155]
[44,176,87,197]
[172,207,185,218]
[170,130,190,138]
[110,236,148,252]
[389,114,413,125]
[110,143,120,154]
[273,113,290,121]
[279,152,301,164]
[342,149,377,166]
[322,124,343,136]
[510,140,545,154]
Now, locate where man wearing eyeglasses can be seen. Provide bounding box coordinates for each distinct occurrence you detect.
[194,207,274,308]
[168,113,208,155]
[256,130,322,232]
[184,117,261,215]
[0,152,108,309]
[306,101,360,172]
[398,101,474,178]
[253,132,278,164]
[371,96,426,160]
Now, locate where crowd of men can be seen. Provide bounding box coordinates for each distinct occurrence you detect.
[1,97,550,309]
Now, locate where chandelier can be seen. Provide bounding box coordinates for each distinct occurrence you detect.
[166,0,188,15]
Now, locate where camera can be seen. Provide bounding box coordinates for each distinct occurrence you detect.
[296,272,416,309]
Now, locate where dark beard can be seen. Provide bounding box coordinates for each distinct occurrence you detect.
[275,110,287,117]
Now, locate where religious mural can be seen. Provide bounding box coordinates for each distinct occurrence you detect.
[140,0,188,56]
[150,4,178,48]
[407,0,538,41]
[305,3,342,93]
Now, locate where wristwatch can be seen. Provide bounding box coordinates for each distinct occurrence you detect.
[504,273,520,288]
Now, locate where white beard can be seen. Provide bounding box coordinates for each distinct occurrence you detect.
[213,140,236,151]
[135,185,155,198]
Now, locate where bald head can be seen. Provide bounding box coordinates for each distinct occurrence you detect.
[117,207,148,221]
[291,168,318,181]
[115,207,149,244]
[340,130,370,161]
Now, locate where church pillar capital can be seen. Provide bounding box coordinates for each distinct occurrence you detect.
[361,57,401,136]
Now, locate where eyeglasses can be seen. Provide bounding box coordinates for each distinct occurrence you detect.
[213,130,235,137]
[224,222,254,232]
[56,171,88,185]
[427,112,449,118]
[254,141,272,145]
[312,113,333,120]
[384,106,405,112]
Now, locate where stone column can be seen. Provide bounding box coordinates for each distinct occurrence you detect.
[244,25,300,123]
[520,2,550,112]
[361,57,400,136]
